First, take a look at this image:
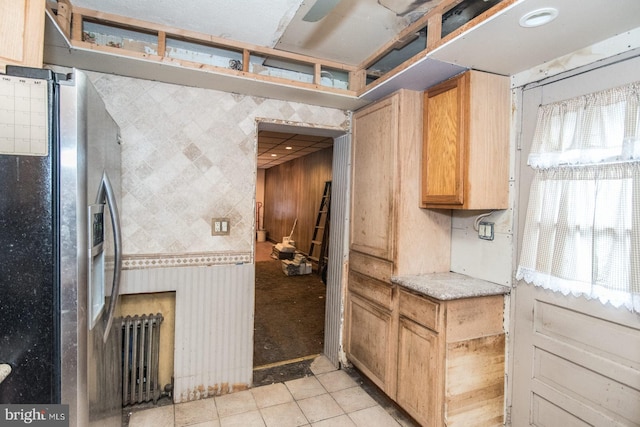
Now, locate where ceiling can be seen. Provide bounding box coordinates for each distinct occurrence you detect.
[256,123,346,169]
[68,0,442,66]
[257,131,333,168]
[65,0,443,168]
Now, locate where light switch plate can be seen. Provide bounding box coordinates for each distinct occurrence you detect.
[211,218,230,236]
[478,221,494,240]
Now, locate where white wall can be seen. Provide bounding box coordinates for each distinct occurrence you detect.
[449,95,518,287]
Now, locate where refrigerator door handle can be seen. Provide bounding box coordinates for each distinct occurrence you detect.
[96,172,122,343]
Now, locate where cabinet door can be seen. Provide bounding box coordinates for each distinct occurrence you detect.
[346,293,396,395]
[351,95,397,260]
[0,0,45,71]
[397,317,442,427]
[421,72,468,206]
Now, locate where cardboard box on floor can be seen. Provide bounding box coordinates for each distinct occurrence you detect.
[272,242,296,260]
[282,253,312,276]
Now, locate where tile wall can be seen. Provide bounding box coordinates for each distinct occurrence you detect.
[86,71,349,267]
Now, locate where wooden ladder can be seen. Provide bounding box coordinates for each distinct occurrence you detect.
[308,181,331,274]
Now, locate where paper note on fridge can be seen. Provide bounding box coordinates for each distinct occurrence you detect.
[0,74,49,156]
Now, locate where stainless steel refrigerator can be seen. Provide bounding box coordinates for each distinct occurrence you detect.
[0,67,123,426]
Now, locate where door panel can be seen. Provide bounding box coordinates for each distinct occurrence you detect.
[397,318,439,427]
[423,75,463,204]
[511,55,640,426]
[531,394,590,427]
[511,284,640,426]
[350,96,397,260]
[0,143,56,403]
[0,70,57,404]
[346,293,394,393]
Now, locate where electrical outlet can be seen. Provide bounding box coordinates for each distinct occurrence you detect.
[211,218,230,235]
[478,221,494,241]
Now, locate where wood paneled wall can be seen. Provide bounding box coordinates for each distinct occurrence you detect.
[263,147,333,256]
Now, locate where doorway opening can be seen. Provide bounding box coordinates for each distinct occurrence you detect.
[253,121,347,381]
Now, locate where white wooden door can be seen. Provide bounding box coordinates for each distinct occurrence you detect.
[511,284,640,425]
[511,54,640,426]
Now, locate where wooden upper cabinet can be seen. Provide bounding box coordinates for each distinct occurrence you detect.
[0,0,46,72]
[421,70,510,210]
[422,74,466,206]
[0,0,45,72]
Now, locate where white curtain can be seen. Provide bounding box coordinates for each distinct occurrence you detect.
[517,81,640,313]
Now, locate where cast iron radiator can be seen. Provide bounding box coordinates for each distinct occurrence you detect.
[121,313,164,406]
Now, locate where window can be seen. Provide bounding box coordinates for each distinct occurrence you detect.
[516,82,640,313]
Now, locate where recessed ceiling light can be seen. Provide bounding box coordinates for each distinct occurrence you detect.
[519,7,558,28]
[286,146,292,150]
[271,154,277,157]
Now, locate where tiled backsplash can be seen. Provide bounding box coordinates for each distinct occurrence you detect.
[85,71,349,266]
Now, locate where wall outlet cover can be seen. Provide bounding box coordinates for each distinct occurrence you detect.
[211,218,230,236]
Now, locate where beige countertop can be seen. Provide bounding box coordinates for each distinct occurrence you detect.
[391,272,510,300]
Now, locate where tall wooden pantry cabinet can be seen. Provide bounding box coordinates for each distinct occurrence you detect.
[346,89,451,396]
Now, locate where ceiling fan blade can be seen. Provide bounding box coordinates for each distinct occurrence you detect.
[302,0,342,22]
[378,0,430,15]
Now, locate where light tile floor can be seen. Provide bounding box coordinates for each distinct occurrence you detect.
[127,356,416,427]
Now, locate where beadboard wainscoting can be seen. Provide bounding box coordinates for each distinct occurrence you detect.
[121,261,255,403]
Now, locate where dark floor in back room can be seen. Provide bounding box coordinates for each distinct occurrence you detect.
[253,242,326,368]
